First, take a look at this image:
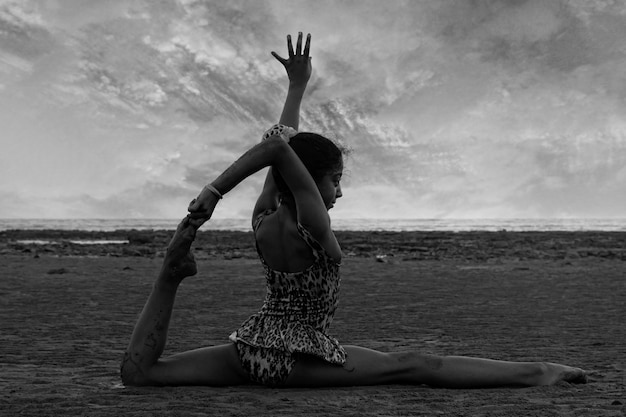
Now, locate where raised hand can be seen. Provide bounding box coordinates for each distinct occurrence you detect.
[271,32,312,88]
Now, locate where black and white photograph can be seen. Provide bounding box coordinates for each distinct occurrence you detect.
[1,1,624,415]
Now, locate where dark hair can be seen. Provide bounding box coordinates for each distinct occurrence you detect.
[272,132,343,197]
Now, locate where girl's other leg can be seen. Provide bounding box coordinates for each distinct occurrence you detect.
[286,346,587,388]
[394,352,588,388]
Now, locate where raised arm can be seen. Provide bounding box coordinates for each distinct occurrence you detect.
[252,32,312,219]
[274,32,311,129]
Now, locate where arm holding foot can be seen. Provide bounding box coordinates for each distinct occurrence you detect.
[188,131,330,233]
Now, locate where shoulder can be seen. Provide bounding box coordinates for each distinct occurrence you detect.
[254,210,297,246]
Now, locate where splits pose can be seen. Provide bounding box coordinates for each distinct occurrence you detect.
[120,33,587,388]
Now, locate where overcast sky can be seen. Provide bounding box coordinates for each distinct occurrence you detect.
[1,0,625,220]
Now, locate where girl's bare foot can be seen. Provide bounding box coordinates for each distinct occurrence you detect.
[537,363,588,385]
[160,216,203,282]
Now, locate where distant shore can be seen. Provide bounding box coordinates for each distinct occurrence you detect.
[2,218,626,233]
[1,229,625,261]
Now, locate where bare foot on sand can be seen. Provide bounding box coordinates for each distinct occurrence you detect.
[160,216,204,282]
[538,363,588,385]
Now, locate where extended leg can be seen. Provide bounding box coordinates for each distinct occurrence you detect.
[120,217,248,386]
[286,345,587,388]
[392,352,588,388]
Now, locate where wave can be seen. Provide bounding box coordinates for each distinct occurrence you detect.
[1,218,625,232]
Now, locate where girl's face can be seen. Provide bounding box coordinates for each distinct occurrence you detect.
[316,164,343,210]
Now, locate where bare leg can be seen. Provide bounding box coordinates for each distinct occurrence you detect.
[399,353,588,388]
[119,217,250,387]
[286,346,587,388]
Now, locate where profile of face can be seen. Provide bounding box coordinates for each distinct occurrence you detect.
[316,163,343,210]
[273,132,345,210]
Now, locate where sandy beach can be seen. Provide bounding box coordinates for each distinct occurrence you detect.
[1,229,624,416]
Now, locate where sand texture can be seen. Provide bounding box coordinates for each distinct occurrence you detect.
[1,230,625,416]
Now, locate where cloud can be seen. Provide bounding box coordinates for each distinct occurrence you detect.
[1,0,626,220]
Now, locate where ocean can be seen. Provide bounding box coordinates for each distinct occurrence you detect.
[1,218,625,232]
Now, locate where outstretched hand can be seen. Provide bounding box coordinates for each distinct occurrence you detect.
[272,32,312,87]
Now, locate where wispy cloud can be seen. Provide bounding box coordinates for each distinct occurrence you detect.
[1,0,625,219]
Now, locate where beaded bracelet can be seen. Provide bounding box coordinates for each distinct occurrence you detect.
[203,183,223,199]
[262,124,298,143]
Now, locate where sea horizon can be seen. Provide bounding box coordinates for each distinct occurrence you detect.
[1,218,626,232]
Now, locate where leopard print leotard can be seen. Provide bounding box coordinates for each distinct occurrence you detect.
[229,211,347,386]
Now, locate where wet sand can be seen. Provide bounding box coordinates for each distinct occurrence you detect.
[1,230,624,416]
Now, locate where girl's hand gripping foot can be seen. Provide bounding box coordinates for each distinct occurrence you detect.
[188,185,221,226]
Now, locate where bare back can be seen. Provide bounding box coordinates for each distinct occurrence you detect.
[254,209,340,273]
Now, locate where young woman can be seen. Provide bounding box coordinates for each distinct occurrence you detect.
[120,33,587,388]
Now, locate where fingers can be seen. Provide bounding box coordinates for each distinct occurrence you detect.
[187,202,208,215]
[287,34,294,59]
[182,214,208,230]
[187,211,209,220]
[287,33,311,58]
[295,32,303,56]
[303,33,311,58]
[275,33,311,67]
[187,209,209,218]
[187,216,205,229]
[271,51,288,66]
[187,198,198,212]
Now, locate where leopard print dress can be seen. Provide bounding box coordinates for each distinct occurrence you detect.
[229,211,347,386]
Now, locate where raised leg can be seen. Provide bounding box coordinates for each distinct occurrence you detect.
[285,345,587,388]
[120,217,248,386]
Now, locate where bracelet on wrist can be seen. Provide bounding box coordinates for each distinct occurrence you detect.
[203,184,223,199]
[262,124,298,143]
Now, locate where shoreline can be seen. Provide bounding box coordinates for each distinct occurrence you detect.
[1,229,625,261]
[3,217,625,233]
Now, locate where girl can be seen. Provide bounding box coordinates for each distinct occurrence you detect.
[121,33,587,388]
